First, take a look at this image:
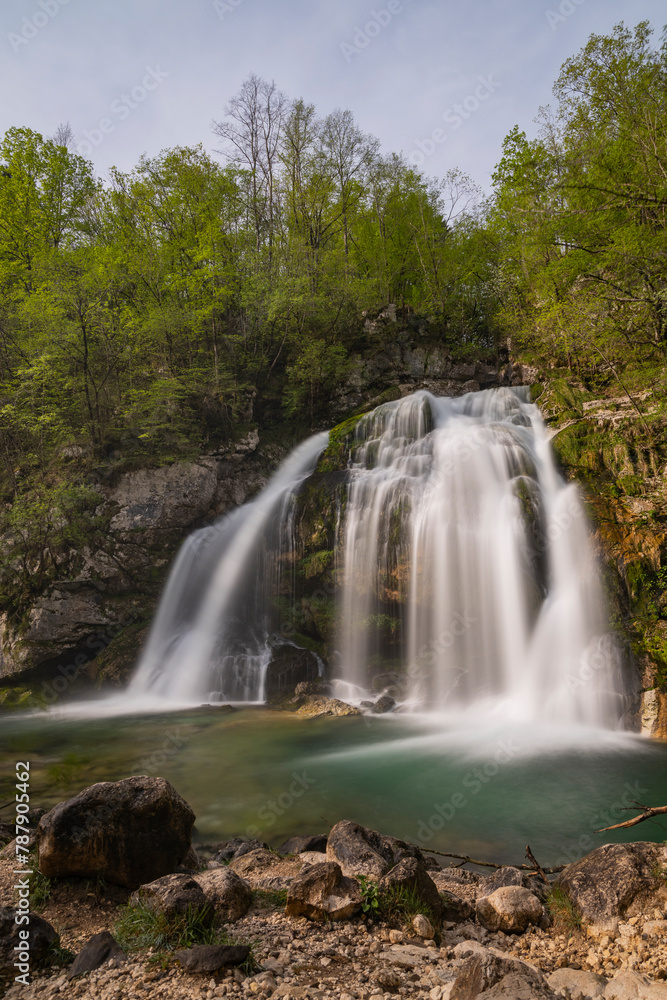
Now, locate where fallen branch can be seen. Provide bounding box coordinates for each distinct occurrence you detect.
[525,844,550,884]
[596,803,667,832]
[411,843,565,874]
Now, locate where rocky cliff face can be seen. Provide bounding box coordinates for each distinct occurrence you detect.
[536,377,667,737]
[0,434,274,700]
[0,324,518,703]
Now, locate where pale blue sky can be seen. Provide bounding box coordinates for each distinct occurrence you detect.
[1,0,665,191]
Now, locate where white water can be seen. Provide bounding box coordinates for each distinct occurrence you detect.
[125,387,627,727]
[335,389,625,726]
[127,432,328,704]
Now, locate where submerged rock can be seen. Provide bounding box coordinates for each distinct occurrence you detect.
[36,775,195,888]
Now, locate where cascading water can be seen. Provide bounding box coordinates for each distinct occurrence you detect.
[127,387,627,727]
[128,432,328,703]
[335,388,625,726]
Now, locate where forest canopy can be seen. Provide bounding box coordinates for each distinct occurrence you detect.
[0,20,665,500]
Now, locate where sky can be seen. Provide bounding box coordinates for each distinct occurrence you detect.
[0,0,665,193]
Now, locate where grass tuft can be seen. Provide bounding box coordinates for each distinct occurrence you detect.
[547,885,582,932]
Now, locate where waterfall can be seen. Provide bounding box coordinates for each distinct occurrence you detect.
[335,388,625,726]
[127,387,627,726]
[128,432,328,703]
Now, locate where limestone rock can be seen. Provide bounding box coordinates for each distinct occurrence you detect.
[476,886,544,933]
[194,867,252,922]
[556,842,667,926]
[603,970,667,998]
[130,873,213,923]
[326,819,426,879]
[0,907,58,975]
[108,461,217,532]
[68,931,126,979]
[372,693,396,713]
[412,913,435,938]
[295,695,360,718]
[378,857,442,918]
[548,967,607,998]
[37,775,195,888]
[476,971,558,998]
[285,861,362,920]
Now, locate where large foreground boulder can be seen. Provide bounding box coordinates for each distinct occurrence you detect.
[555,842,667,926]
[476,886,544,933]
[36,776,195,888]
[0,907,58,975]
[285,861,362,920]
[326,820,426,878]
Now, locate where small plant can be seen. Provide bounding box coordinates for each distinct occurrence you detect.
[113,902,217,953]
[357,876,380,917]
[44,942,76,969]
[547,885,582,932]
[113,901,258,974]
[253,888,287,908]
[30,869,53,910]
[378,883,439,930]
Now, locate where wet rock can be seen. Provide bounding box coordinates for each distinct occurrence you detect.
[295,695,360,718]
[547,967,607,998]
[130,873,213,923]
[68,931,126,979]
[194,867,252,922]
[174,944,250,973]
[476,886,544,933]
[326,819,426,879]
[278,834,328,855]
[378,857,442,918]
[264,645,320,701]
[0,907,58,974]
[372,694,397,714]
[285,861,362,920]
[556,842,667,926]
[36,775,195,888]
[292,678,331,699]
